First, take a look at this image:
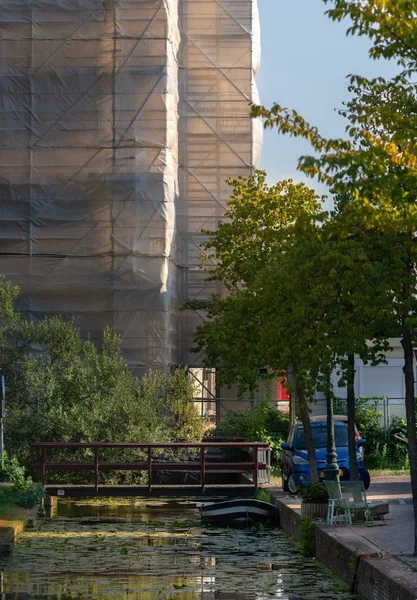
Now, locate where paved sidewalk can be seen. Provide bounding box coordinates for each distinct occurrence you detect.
[271,475,417,599]
[273,474,415,556]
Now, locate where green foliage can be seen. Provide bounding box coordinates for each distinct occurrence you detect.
[201,170,323,289]
[250,0,417,516]
[0,282,205,482]
[298,483,328,502]
[162,367,206,442]
[297,516,315,557]
[0,452,44,508]
[6,317,204,470]
[0,451,31,491]
[334,397,409,470]
[16,483,44,509]
[365,415,409,471]
[253,488,272,504]
[187,172,326,395]
[212,400,289,465]
[324,0,417,71]
[250,521,266,535]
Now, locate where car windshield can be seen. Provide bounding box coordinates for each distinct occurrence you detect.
[296,424,348,450]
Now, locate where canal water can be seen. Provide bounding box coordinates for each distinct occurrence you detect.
[0,498,359,599]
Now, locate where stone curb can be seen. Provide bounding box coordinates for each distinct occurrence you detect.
[0,517,37,555]
[272,493,417,600]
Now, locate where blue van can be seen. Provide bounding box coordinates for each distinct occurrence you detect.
[281,420,370,494]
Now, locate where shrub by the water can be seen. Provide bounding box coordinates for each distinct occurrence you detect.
[297,482,328,502]
[253,488,272,503]
[334,397,409,471]
[0,452,44,509]
[211,399,289,465]
[297,516,315,557]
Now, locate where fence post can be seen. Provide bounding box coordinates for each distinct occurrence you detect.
[94,446,99,492]
[42,446,47,486]
[268,448,271,485]
[252,446,258,490]
[200,446,205,493]
[147,446,152,493]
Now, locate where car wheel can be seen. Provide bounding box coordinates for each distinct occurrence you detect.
[287,473,299,495]
[282,473,289,492]
[363,469,371,490]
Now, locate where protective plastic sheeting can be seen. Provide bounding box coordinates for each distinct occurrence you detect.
[0,0,261,371]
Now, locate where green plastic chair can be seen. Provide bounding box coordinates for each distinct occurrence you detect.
[325,481,347,525]
[325,480,372,525]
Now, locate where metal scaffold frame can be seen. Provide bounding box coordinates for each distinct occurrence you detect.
[0,0,261,374]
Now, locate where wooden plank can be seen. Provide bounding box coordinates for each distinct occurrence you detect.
[34,461,267,471]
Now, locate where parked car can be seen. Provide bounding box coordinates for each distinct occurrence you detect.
[310,414,364,456]
[310,415,361,443]
[281,420,370,494]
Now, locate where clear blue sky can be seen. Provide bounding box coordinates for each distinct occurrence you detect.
[257,0,398,206]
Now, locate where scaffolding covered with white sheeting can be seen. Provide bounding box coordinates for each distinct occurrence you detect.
[0,0,261,371]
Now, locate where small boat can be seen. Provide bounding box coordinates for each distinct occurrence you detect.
[197,498,275,526]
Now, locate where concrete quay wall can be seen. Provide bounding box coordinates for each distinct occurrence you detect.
[273,494,417,600]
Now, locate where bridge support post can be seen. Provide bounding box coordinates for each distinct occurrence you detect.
[200,447,205,493]
[147,446,152,493]
[252,447,258,490]
[42,447,47,486]
[94,447,99,492]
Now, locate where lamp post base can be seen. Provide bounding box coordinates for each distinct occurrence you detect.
[323,463,340,482]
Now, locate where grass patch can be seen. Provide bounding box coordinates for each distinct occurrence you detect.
[253,488,273,503]
[369,469,410,477]
[0,486,38,521]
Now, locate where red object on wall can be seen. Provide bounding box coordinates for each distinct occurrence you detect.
[278,377,290,401]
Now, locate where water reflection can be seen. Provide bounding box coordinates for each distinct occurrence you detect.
[0,499,358,599]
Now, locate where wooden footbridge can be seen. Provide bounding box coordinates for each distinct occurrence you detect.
[32,442,271,498]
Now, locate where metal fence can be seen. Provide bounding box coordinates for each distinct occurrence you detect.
[310,397,407,435]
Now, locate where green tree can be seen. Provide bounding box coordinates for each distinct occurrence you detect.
[189,174,326,483]
[251,0,417,552]
[191,173,391,488]
[201,170,322,289]
[0,285,205,476]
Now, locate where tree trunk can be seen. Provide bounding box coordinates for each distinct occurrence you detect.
[401,330,417,555]
[347,354,360,481]
[295,371,318,484]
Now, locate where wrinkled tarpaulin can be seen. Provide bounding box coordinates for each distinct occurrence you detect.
[0,0,261,371]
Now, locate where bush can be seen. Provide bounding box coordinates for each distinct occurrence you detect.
[0,451,31,491]
[297,516,315,557]
[298,482,328,502]
[253,488,273,503]
[333,397,409,471]
[0,453,44,509]
[212,399,289,465]
[4,317,206,482]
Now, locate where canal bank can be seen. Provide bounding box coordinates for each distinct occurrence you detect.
[271,481,417,600]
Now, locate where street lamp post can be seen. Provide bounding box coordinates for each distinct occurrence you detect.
[323,380,339,482]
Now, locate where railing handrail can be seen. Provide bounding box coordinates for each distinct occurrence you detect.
[32,441,271,493]
[32,441,270,449]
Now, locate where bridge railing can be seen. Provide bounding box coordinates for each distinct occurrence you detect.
[32,442,271,492]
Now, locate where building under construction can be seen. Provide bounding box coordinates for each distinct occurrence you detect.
[0,0,262,377]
